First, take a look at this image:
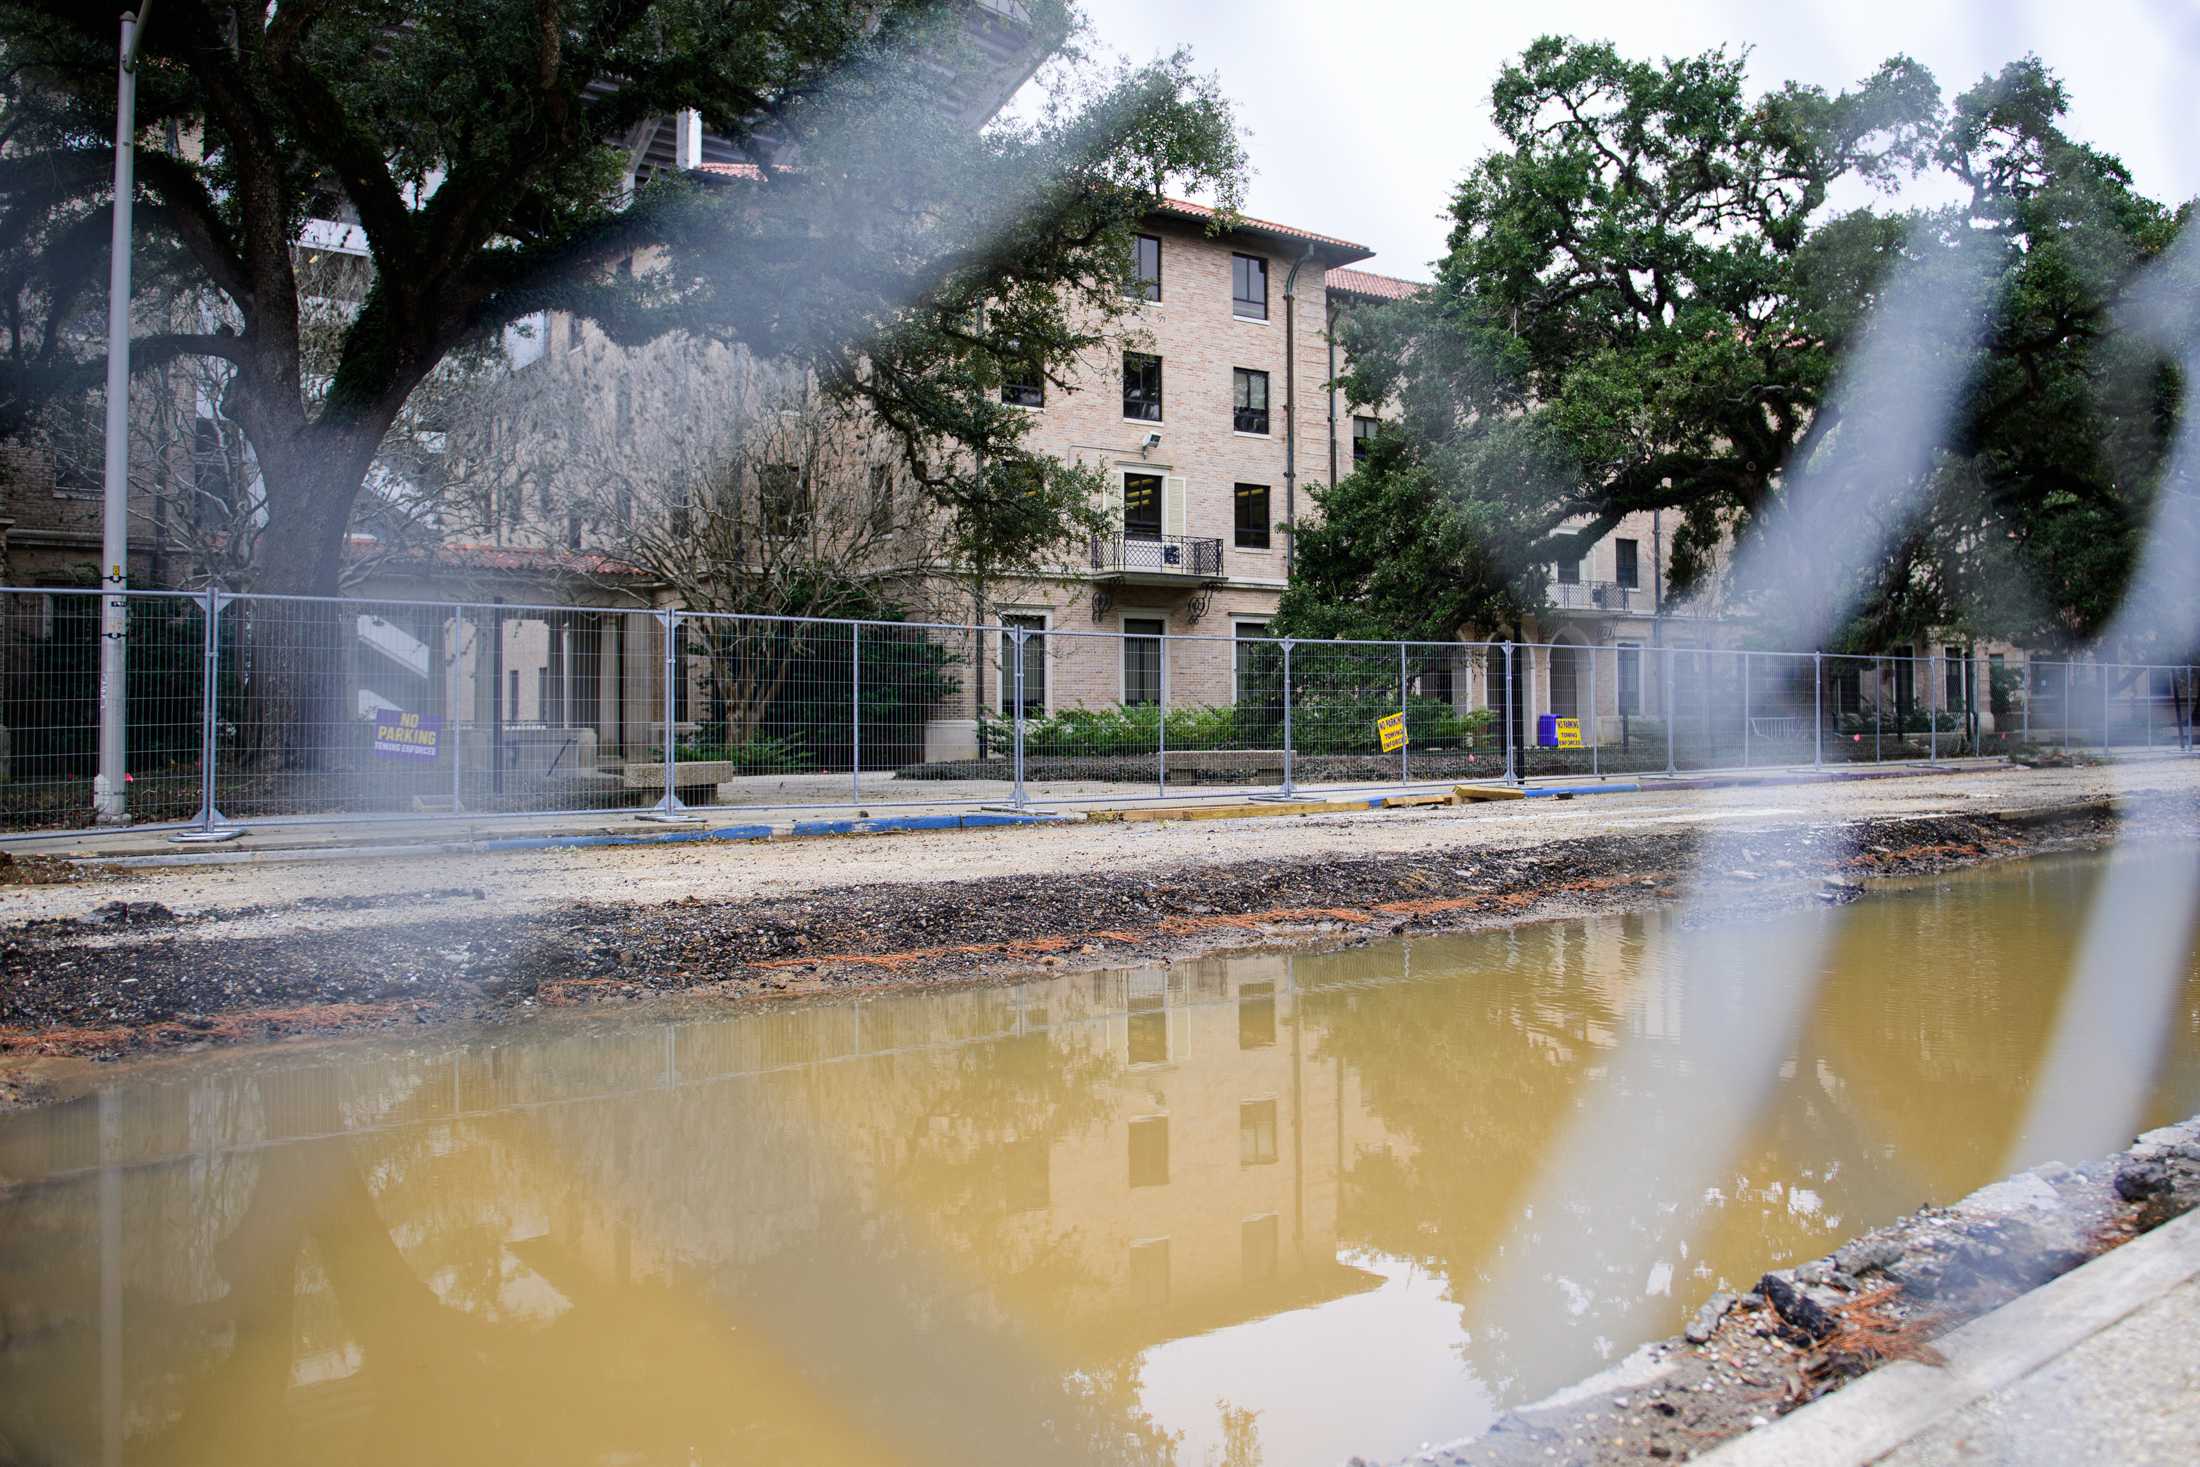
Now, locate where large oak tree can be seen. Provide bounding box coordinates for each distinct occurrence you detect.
[1301,38,2189,653]
[0,0,1244,599]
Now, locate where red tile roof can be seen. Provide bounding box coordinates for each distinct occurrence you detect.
[687,168,1373,262]
[1325,267,1426,302]
[1153,197,1373,261]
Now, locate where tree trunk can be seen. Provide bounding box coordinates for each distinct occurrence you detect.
[230,423,388,782]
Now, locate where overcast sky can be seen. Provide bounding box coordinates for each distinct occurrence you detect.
[1070,0,2200,278]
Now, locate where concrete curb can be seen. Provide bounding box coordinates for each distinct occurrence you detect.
[1700,1204,2200,1466]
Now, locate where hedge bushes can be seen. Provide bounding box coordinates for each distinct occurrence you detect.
[980,697,1490,758]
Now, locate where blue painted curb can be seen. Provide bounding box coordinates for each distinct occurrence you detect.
[1519,782,1643,799]
[480,812,1069,850]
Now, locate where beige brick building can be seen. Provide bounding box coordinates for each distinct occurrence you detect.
[908,203,1385,755]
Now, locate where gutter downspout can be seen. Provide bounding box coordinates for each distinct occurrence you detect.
[1325,294,1340,493]
[1283,243,1316,576]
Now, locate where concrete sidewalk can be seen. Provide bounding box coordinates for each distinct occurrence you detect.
[2,757,2015,864]
[1704,1204,2200,1466]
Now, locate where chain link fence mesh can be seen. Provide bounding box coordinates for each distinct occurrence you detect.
[3,586,2191,834]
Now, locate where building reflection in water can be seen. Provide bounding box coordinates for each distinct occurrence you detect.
[1,852,2196,1466]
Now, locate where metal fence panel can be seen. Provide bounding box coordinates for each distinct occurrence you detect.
[7,584,2194,835]
[0,587,206,830]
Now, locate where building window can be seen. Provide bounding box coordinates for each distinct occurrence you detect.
[1242,1215,1279,1285]
[1352,415,1378,463]
[1123,617,1165,707]
[1234,624,1274,709]
[998,613,1047,718]
[1122,471,1163,540]
[1234,483,1271,549]
[1556,556,1581,586]
[1123,352,1163,421]
[759,464,807,536]
[1617,642,1643,715]
[1232,253,1268,320]
[1946,646,1966,710]
[1127,975,1168,1065]
[1130,233,1162,302]
[1615,538,1641,590]
[1129,1238,1170,1308]
[1240,1100,1278,1166]
[1238,979,1276,1048]
[1231,368,1270,434]
[508,668,521,718]
[1001,348,1044,408]
[1128,1117,1169,1188]
[564,315,584,353]
[868,463,894,537]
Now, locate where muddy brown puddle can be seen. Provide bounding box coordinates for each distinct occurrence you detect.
[3,849,2197,1465]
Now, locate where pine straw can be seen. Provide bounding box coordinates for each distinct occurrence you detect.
[1797,1284,1946,1396]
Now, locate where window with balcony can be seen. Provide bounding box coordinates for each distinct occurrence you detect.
[1130,233,1161,302]
[1232,253,1268,320]
[1233,368,1270,434]
[1123,471,1163,540]
[1123,352,1163,421]
[1615,538,1641,590]
[1556,557,1581,585]
[1234,483,1271,549]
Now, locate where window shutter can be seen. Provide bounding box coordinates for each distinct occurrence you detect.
[1163,476,1188,539]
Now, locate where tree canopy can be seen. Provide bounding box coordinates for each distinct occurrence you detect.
[1296,37,2191,653]
[0,0,1245,595]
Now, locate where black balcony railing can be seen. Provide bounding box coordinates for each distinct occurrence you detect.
[1091,532,1225,578]
[1549,578,1653,612]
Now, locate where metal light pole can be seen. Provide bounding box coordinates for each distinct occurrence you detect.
[94,5,154,826]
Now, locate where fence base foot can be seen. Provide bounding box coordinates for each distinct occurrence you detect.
[634,809,706,825]
[168,828,247,845]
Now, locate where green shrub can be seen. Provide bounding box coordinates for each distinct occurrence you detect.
[673,732,815,772]
[978,697,1490,758]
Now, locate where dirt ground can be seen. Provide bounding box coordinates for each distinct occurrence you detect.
[4,760,2196,1095]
